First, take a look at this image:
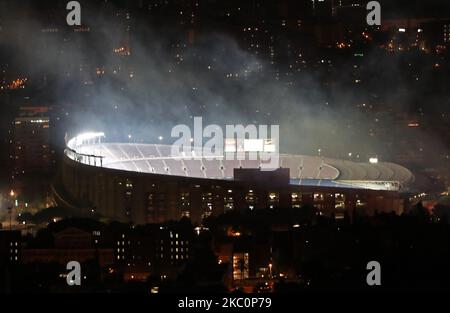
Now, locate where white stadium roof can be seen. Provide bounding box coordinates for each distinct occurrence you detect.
[65,133,414,191]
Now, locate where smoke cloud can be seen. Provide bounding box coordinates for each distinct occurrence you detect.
[0,1,448,166]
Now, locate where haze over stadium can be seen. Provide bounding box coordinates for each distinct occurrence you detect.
[0,0,447,169]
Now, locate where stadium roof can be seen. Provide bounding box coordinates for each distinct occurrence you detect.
[65,133,414,191]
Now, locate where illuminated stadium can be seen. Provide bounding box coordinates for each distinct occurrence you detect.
[53,133,414,224]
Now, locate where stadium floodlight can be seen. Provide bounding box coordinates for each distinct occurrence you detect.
[76,132,105,142]
[224,138,237,152]
[67,132,105,149]
[263,139,276,152]
[244,139,264,152]
[369,157,378,164]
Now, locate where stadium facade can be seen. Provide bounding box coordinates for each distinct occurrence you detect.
[53,133,414,224]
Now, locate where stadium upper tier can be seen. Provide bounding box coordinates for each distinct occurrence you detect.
[65,133,414,191]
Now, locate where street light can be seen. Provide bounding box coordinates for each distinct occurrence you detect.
[8,189,16,231]
[7,207,12,231]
